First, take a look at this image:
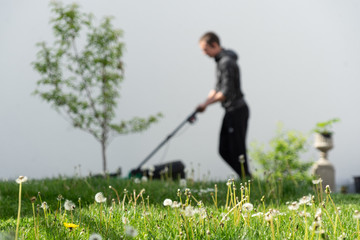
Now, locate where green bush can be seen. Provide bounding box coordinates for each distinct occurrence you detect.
[250,124,313,184]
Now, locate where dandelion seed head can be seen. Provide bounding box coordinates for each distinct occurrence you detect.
[141,176,148,182]
[299,195,312,205]
[163,198,172,207]
[325,185,331,194]
[312,178,323,185]
[226,179,232,186]
[16,176,28,184]
[95,192,106,203]
[148,166,155,172]
[57,195,64,201]
[298,211,311,218]
[183,205,195,217]
[239,155,245,164]
[242,203,254,212]
[134,178,140,184]
[41,201,48,210]
[125,225,138,238]
[264,212,273,222]
[89,233,102,240]
[64,199,76,211]
[179,179,187,187]
[309,221,322,233]
[288,201,299,211]
[198,207,207,219]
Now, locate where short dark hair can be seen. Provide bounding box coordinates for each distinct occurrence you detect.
[199,32,220,47]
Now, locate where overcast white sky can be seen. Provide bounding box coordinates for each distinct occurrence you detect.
[1,0,359,189]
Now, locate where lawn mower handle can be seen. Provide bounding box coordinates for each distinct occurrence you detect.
[132,109,199,172]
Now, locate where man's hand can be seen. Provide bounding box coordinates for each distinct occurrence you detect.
[196,103,207,113]
[196,89,225,113]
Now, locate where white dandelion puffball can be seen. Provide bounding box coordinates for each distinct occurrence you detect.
[16,176,28,184]
[312,178,323,185]
[163,198,172,207]
[183,205,196,217]
[89,233,102,240]
[125,225,138,238]
[179,179,187,187]
[299,195,312,205]
[171,201,181,208]
[264,212,273,222]
[141,176,148,182]
[64,200,76,211]
[95,192,107,203]
[242,203,254,212]
[288,201,299,211]
[41,202,48,210]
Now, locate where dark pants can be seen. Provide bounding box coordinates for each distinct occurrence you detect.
[219,104,250,179]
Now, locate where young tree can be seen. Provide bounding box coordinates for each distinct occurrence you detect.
[33,2,161,174]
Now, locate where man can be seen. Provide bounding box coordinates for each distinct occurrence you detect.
[196,32,251,179]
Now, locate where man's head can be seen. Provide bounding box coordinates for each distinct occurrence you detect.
[199,32,222,58]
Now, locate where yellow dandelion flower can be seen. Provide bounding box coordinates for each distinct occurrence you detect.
[64,222,79,230]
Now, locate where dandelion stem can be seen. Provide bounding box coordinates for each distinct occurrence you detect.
[304,205,308,239]
[78,198,82,226]
[322,205,336,230]
[59,198,62,216]
[122,193,127,210]
[225,184,230,210]
[319,181,323,203]
[15,182,22,240]
[256,177,263,197]
[32,203,37,240]
[328,194,344,232]
[99,203,103,230]
[215,184,218,210]
[109,186,121,205]
[292,211,296,240]
[270,218,275,240]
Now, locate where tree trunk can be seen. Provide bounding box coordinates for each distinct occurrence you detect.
[101,140,107,175]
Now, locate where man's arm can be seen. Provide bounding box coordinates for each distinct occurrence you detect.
[196,89,225,112]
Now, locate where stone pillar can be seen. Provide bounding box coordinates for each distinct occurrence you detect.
[312,133,336,191]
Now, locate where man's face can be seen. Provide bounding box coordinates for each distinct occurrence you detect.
[199,40,220,58]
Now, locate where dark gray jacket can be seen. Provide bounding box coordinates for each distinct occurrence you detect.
[215,49,245,111]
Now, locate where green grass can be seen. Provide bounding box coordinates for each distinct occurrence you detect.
[0,176,359,239]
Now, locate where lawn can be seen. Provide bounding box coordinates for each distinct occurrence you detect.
[0,175,359,239]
